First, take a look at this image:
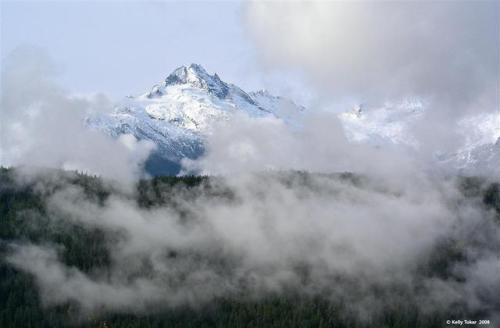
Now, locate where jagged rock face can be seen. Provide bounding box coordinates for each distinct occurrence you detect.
[88,63,499,177]
[154,64,230,99]
[87,64,304,175]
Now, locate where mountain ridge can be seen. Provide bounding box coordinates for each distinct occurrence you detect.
[88,64,500,177]
[87,64,305,175]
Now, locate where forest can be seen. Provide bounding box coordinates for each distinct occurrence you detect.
[0,167,499,327]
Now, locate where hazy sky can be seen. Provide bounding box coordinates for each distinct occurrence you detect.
[2,0,497,109]
[1,0,269,98]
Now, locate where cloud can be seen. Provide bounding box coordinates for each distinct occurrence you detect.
[0,46,155,184]
[244,1,499,105]
[6,171,500,320]
[244,1,500,155]
[182,110,424,191]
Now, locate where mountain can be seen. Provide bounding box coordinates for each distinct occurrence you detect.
[88,64,498,177]
[447,112,500,176]
[339,103,500,177]
[338,100,424,148]
[87,64,304,175]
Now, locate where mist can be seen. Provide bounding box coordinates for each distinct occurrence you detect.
[4,171,500,321]
[0,46,155,185]
[1,1,500,325]
[244,1,500,157]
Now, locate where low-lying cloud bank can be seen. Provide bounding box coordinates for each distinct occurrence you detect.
[181,112,422,180]
[5,171,500,321]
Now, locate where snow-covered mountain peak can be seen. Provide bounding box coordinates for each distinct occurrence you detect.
[87,59,498,178]
[147,63,230,99]
[165,64,211,85]
[87,63,306,175]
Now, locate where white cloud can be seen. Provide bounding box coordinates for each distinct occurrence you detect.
[0,46,155,184]
[244,1,500,155]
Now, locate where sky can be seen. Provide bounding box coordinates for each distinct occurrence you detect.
[1,0,272,99]
[2,0,498,108]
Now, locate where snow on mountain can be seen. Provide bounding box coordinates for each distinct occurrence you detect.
[87,64,304,175]
[87,63,498,177]
[448,112,500,175]
[249,89,305,125]
[338,100,424,148]
[339,101,500,177]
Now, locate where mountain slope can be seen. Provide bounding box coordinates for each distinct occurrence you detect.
[87,64,304,175]
[339,103,500,177]
[88,64,498,177]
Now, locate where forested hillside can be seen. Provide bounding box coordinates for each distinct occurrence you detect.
[0,167,498,327]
